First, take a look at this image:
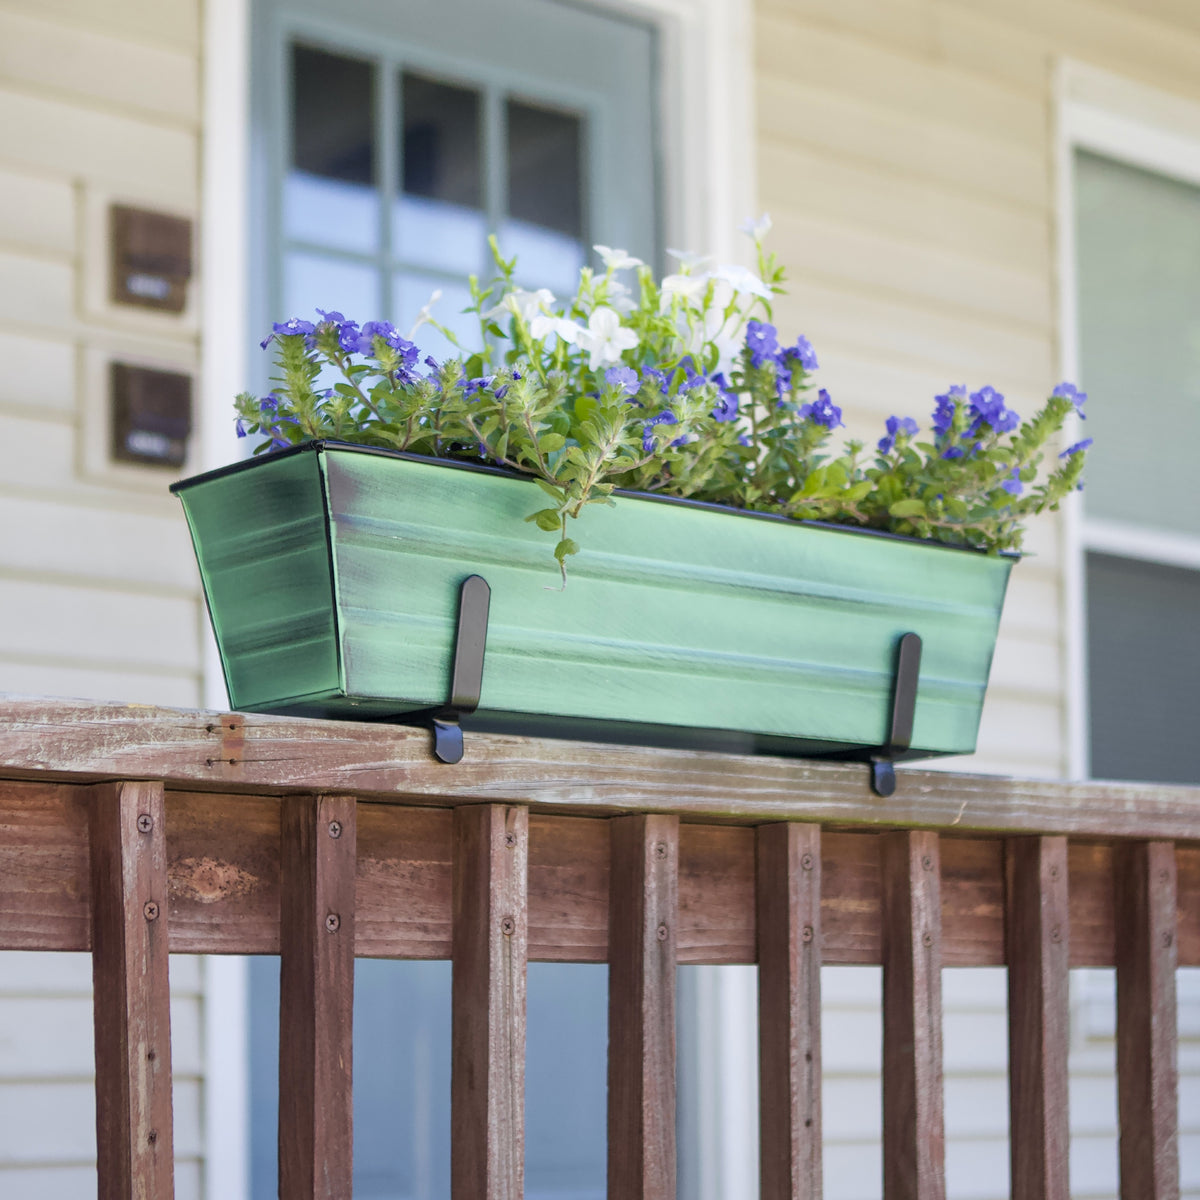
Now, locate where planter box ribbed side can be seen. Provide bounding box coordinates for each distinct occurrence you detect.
[173,441,1014,759]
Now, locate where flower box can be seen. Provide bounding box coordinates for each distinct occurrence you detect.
[172,440,1014,762]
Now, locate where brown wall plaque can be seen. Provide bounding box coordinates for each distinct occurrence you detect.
[110,363,193,467]
[110,205,193,314]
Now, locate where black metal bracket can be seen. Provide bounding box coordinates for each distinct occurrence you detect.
[870,632,922,798]
[423,574,491,765]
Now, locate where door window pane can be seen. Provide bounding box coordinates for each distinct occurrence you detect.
[505,99,586,293]
[1087,552,1200,784]
[393,272,477,363]
[285,249,379,323]
[397,74,486,275]
[287,45,379,254]
[1075,150,1200,536]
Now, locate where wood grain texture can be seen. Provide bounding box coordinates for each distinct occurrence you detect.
[452,804,528,1200]
[757,822,822,1200]
[7,697,1200,839]
[3,784,1200,968]
[278,794,356,1200]
[1115,841,1180,1200]
[881,830,945,1200]
[88,779,174,1200]
[1005,837,1070,1200]
[608,813,679,1200]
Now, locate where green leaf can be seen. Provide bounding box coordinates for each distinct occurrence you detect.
[889,499,926,518]
[534,478,564,501]
[537,432,566,453]
[554,537,580,562]
[526,508,562,532]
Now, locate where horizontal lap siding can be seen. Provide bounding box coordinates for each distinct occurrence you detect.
[754,2,1200,1196]
[0,0,203,1193]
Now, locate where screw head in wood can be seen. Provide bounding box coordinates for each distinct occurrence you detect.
[1049,865,1060,880]
[148,1129,158,1145]
[656,923,669,942]
[801,853,814,870]
[921,855,933,871]
[500,916,516,936]
[137,814,153,834]
[325,913,340,933]
[921,932,932,947]
[1051,926,1062,943]
[801,924,814,943]
[654,842,667,860]
[505,832,517,847]
[143,901,159,922]
[1164,931,1174,948]
[328,820,342,839]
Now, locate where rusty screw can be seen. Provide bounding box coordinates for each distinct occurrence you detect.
[1164,931,1174,948]
[1049,865,1060,880]
[325,913,341,933]
[654,842,668,860]
[143,901,159,922]
[921,855,934,871]
[922,932,933,947]
[1051,926,1062,944]
[656,923,669,942]
[328,820,342,839]
[801,924,814,944]
[148,1129,158,1145]
[505,832,518,848]
[500,916,516,936]
[800,853,814,871]
[136,814,154,835]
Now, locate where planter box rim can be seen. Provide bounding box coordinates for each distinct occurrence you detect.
[172,438,1019,561]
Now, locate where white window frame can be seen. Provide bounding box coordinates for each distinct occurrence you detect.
[1056,59,1200,782]
[199,3,756,1197]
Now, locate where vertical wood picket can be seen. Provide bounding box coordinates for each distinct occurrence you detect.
[452,803,529,1200]
[278,793,357,1200]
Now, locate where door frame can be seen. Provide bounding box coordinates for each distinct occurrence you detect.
[199,2,756,1196]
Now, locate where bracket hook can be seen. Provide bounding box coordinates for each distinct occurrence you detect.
[427,574,491,764]
[870,632,922,797]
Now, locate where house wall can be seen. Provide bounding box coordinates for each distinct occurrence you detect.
[754,1,1200,1196]
[0,0,206,1194]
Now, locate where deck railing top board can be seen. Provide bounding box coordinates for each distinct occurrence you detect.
[2,695,1200,840]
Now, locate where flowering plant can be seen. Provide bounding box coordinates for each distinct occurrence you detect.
[236,223,1089,585]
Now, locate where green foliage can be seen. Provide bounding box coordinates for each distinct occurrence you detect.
[236,226,1090,580]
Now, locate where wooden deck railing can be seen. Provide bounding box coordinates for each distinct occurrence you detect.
[2,695,1197,1198]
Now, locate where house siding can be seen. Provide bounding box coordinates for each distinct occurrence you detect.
[755,1,1200,1196]
[0,0,205,1194]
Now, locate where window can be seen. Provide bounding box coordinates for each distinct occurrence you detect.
[1072,147,1200,785]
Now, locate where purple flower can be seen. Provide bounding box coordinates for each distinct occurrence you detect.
[463,375,495,399]
[642,367,670,396]
[745,320,779,368]
[806,388,843,430]
[642,409,678,452]
[781,334,819,372]
[424,355,439,371]
[259,394,279,416]
[737,433,752,447]
[260,317,316,349]
[877,415,919,454]
[932,385,966,436]
[606,365,640,397]
[942,445,965,460]
[710,373,739,422]
[1053,381,1088,415]
[968,386,1019,434]
[316,309,346,324]
[337,321,362,353]
[235,418,247,438]
[774,363,793,403]
[1001,466,1023,496]
[357,320,419,368]
[1059,437,1093,459]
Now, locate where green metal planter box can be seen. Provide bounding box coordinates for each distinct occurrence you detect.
[171,440,1014,761]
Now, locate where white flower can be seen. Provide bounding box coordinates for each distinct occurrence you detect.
[576,306,638,370]
[666,248,712,270]
[594,245,644,272]
[530,314,586,345]
[606,277,637,314]
[739,212,772,242]
[482,287,555,322]
[661,273,709,301]
[406,288,443,340]
[713,263,772,300]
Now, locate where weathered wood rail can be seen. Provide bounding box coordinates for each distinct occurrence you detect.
[1,696,1195,1198]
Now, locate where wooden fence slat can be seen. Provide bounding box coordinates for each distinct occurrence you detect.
[1006,836,1070,1200]
[757,822,822,1200]
[881,830,945,1200]
[278,794,356,1200]
[1116,841,1180,1199]
[608,813,679,1200]
[89,779,175,1200]
[452,804,528,1200]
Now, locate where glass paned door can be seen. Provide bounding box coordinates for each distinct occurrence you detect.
[249,2,660,1195]
[1075,149,1200,784]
